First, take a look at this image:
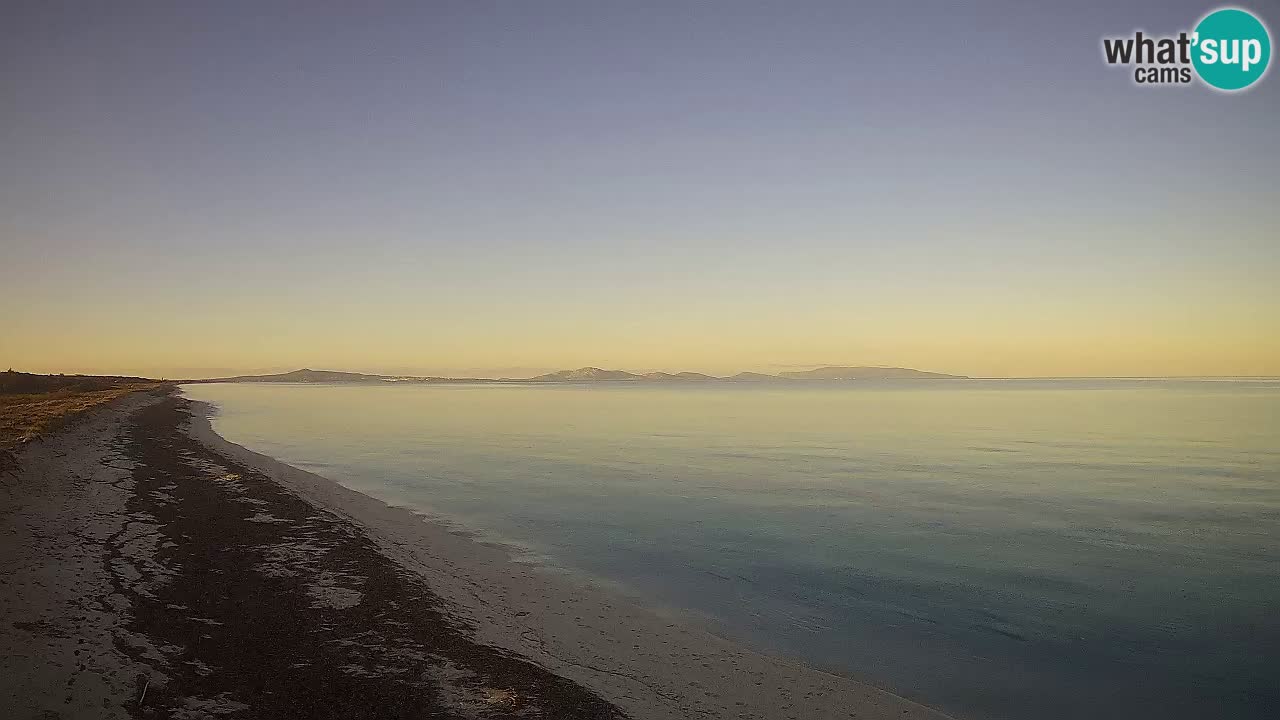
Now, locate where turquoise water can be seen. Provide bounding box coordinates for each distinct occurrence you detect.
[181,380,1280,720]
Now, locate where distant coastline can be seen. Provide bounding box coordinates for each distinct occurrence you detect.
[184,365,969,385]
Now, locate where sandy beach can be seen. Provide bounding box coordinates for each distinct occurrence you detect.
[2,388,951,719]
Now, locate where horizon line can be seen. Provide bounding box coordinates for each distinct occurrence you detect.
[9,367,1279,383]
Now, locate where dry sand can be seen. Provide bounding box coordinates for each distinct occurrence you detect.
[2,388,953,719]
[0,391,166,718]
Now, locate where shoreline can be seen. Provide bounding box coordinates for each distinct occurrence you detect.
[3,388,952,719]
[185,392,952,720]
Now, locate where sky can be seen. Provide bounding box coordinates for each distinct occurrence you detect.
[2,1,1278,378]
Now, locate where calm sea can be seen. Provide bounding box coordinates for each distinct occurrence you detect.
[180,380,1280,720]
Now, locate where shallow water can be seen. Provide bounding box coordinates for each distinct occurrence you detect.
[181,380,1280,719]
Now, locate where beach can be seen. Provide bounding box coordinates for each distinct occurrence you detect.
[1,387,950,719]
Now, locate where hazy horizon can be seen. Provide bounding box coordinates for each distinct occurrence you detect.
[4,1,1277,377]
[8,362,1279,382]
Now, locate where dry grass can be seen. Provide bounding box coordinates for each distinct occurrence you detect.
[0,378,164,450]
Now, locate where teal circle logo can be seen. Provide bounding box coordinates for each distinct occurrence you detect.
[1192,8,1271,91]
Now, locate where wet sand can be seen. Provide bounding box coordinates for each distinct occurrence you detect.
[2,388,952,719]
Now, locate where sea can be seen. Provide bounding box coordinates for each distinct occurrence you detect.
[180,379,1280,720]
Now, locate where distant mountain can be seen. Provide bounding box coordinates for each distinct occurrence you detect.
[528,367,641,382]
[195,369,489,384]
[191,365,967,385]
[725,371,788,382]
[529,368,722,383]
[778,366,965,380]
[640,371,719,382]
[213,368,387,383]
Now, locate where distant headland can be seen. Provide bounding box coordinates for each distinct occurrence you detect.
[184,366,968,385]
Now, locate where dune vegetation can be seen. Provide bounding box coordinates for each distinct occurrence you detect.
[0,371,162,450]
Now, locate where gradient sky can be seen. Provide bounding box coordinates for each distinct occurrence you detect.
[3,1,1277,378]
